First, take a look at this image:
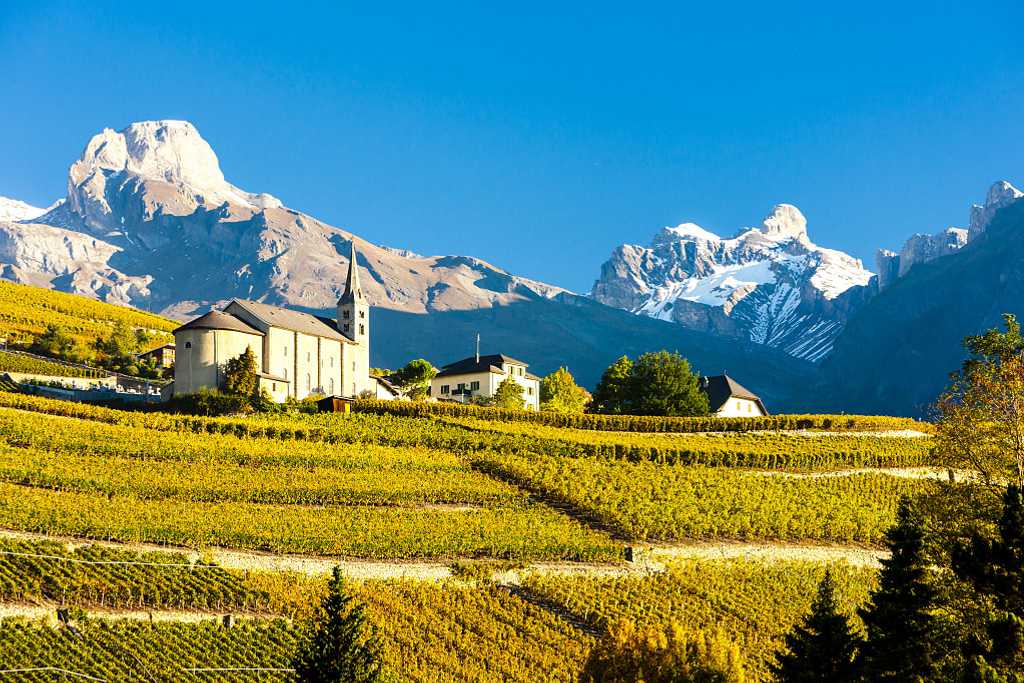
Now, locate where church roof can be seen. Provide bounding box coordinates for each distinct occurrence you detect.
[227,300,352,343]
[174,310,263,336]
[701,374,768,414]
[339,241,365,305]
[436,353,532,379]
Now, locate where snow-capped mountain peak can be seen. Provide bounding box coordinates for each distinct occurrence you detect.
[592,204,874,362]
[0,197,53,223]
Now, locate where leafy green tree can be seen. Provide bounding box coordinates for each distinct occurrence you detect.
[770,570,861,682]
[857,496,938,681]
[628,351,709,417]
[30,324,77,359]
[492,377,526,410]
[580,619,746,682]
[222,347,258,399]
[540,367,590,413]
[951,485,1024,679]
[394,359,436,401]
[292,566,381,682]
[592,356,634,414]
[95,320,144,360]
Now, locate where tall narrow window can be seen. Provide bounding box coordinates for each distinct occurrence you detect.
[359,324,365,335]
[328,378,334,394]
[306,373,311,392]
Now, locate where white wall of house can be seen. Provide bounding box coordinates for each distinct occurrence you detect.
[714,396,765,417]
[173,328,264,395]
[431,367,540,411]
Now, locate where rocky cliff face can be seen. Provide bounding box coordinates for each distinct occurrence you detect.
[591,205,874,362]
[876,181,1022,290]
[0,121,567,317]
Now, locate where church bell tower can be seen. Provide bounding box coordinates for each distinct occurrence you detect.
[338,241,370,396]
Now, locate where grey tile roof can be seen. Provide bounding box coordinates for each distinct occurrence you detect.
[174,310,263,336]
[436,354,531,379]
[229,300,353,343]
[701,374,768,414]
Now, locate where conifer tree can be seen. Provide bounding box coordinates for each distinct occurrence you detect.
[857,496,938,681]
[952,485,1024,678]
[770,570,861,682]
[292,566,381,683]
[222,346,258,398]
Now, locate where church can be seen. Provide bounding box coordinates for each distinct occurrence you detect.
[171,243,372,402]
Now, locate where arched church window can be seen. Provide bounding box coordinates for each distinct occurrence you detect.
[306,374,311,391]
[328,378,334,394]
[184,341,192,349]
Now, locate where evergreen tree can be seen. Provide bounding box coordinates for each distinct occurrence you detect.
[30,323,77,359]
[540,367,590,413]
[857,496,938,681]
[292,566,381,683]
[628,351,710,417]
[770,570,861,682]
[492,377,526,410]
[952,485,1024,677]
[222,347,258,398]
[592,356,633,414]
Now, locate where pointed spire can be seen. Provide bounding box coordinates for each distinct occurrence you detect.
[340,240,364,304]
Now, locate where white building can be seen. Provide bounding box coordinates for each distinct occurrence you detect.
[701,374,768,417]
[431,353,540,411]
[172,243,372,401]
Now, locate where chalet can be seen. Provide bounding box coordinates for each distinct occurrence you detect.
[172,243,372,402]
[430,353,540,410]
[701,374,768,417]
[138,343,176,369]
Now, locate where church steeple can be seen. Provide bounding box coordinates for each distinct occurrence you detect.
[337,241,368,345]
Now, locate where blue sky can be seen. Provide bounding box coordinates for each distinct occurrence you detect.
[0,1,1021,291]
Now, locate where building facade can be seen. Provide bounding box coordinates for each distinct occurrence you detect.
[172,243,372,401]
[430,353,540,411]
[701,374,768,417]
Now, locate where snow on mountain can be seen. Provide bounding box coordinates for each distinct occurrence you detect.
[591,204,874,362]
[877,180,1022,289]
[0,120,568,316]
[0,197,54,222]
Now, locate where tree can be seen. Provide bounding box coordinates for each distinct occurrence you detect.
[30,324,77,359]
[936,314,1024,490]
[592,356,634,414]
[393,359,436,401]
[95,320,144,361]
[770,570,861,682]
[628,351,709,417]
[951,485,1024,679]
[540,367,590,413]
[857,496,938,681]
[492,377,526,410]
[222,347,258,399]
[580,619,745,683]
[292,566,381,683]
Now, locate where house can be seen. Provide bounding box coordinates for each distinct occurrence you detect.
[138,343,175,369]
[370,374,402,400]
[430,353,540,410]
[701,374,768,417]
[172,243,372,402]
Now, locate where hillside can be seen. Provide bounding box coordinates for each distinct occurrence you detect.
[820,199,1024,416]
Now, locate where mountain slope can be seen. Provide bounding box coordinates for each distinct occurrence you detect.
[0,120,567,317]
[821,198,1024,416]
[591,205,874,362]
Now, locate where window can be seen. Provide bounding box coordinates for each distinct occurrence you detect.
[527,387,533,396]
[343,310,350,319]
[184,341,192,349]
[330,357,334,368]
[284,346,288,357]
[359,310,365,319]
[328,378,334,394]
[272,382,277,391]
[343,323,350,333]
[306,374,311,392]
[470,381,479,391]
[441,385,450,394]
[352,361,356,371]
[359,324,365,335]
[284,368,288,380]
[307,352,311,362]
[457,383,466,391]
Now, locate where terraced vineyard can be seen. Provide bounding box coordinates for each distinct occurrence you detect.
[0,350,108,378]
[0,380,943,680]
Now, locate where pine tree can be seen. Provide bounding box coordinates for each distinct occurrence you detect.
[222,347,258,398]
[770,570,861,682]
[292,566,381,683]
[857,496,938,681]
[592,356,633,414]
[952,485,1024,678]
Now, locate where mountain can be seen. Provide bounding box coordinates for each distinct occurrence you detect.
[0,120,568,316]
[0,120,814,404]
[591,205,874,362]
[0,197,50,223]
[821,181,1024,416]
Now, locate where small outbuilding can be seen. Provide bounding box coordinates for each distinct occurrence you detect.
[701,374,768,417]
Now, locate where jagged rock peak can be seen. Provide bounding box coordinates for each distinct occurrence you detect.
[0,196,50,223]
[969,180,1023,240]
[67,120,282,217]
[760,204,808,241]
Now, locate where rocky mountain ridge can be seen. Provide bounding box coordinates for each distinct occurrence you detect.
[591,204,874,362]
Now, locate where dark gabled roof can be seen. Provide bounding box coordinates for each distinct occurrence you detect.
[174,310,263,336]
[435,353,531,379]
[701,374,768,414]
[228,300,352,343]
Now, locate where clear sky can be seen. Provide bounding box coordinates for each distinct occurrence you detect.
[1,1,1021,292]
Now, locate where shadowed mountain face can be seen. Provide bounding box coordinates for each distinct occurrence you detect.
[820,200,1024,416]
[371,294,816,410]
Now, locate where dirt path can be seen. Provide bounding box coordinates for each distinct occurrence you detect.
[752,466,957,481]
[641,540,887,568]
[0,602,271,625]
